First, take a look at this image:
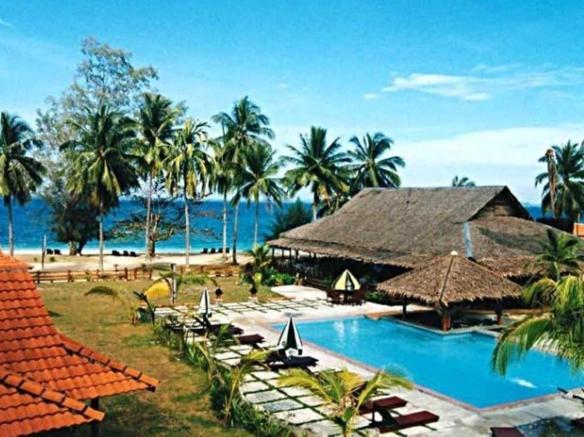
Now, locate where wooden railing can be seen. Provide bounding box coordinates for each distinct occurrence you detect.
[31,263,241,284]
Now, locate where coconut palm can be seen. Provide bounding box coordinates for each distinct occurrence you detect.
[61,104,139,270]
[531,228,584,280]
[165,119,209,267]
[451,176,476,187]
[535,141,584,221]
[209,139,234,260]
[137,93,179,259]
[284,126,350,221]
[278,369,411,437]
[0,112,45,256]
[348,132,404,191]
[543,148,558,217]
[235,143,285,247]
[212,97,274,264]
[492,275,584,374]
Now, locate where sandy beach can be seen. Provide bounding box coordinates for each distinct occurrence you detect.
[16,252,252,272]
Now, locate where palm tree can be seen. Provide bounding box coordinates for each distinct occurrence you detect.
[212,97,274,264]
[451,176,476,187]
[278,369,411,437]
[61,104,138,270]
[235,143,285,247]
[0,112,45,256]
[535,141,584,220]
[348,132,404,191]
[209,139,233,260]
[544,148,558,217]
[165,119,209,267]
[137,93,179,259]
[284,126,350,221]
[531,228,583,280]
[492,275,584,374]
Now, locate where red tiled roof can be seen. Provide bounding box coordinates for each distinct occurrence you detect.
[0,253,159,436]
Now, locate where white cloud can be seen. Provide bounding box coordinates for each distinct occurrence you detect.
[278,82,290,89]
[362,93,379,100]
[381,65,584,101]
[0,17,11,28]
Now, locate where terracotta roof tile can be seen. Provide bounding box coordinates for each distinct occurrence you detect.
[0,253,158,436]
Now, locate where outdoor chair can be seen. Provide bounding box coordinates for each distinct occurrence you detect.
[47,249,54,255]
[359,396,407,421]
[491,427,525,437]
[326,290,343,305]
[202,248,208,254]
[130,251,138,257]
[210,248,216,254]
[375,411,439,433]
[236,334,265,348]
[112,250,121,256]
[346,289,366,305]
[193,316,244,336]
[123,250,130,256]
[54,249,62,255]
[267,354,319,370]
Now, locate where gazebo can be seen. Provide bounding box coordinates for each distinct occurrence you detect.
[377,251,522,330]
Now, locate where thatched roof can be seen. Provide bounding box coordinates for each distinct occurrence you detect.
[269,186,561,276]
[377,252,522,307]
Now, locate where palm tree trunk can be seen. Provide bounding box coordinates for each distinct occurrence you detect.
[7,197,14,257]
[99,200,104,271]
[145,172,153,260]
[184,192,190,267]
[546,149,557,218]
[222,191,228,260]
[254,199,260,247]
[232,200,239,265]
[312,193,318,221]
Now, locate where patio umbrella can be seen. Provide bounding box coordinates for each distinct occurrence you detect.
[332,269,361,292]
[198,288,212,319]
[277,317,303,355]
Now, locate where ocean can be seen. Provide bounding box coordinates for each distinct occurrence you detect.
[0,199,544,255]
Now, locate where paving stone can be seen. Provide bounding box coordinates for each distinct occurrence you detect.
[259,398,304,413]
[280,386,313,397]
[223,358,241,366]
[245,389,287,404]
[297,395,326,407]
[251,370,280,380]
[240,381,270,393]
[273,407,324,424]
[214,351,239,360]
[302,419,343,436]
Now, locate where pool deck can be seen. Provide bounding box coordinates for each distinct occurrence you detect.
[159,286,584,436]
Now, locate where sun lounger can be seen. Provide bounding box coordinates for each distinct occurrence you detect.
[202,248,208,254]
[54,249,62,255]
[559,387,584,403]
[123,250,129,256]
[375,411,439,433]
[268,355,319,370]
[112,250,121,256]
[47,249,54,255]
[130,251,138,257]
[193,316,244,335]
[572,418,584,428]
[359,396,407,419]
[236,334,265,347]
[491,427,525,437]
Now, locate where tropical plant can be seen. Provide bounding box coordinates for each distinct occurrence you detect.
[0,112,45,256]
[451,175,476,187]
[185,325,234,384]
[212,97,274,264]
[278,368,411,437]
[348,132,404,191]
[268,199,312,239]
[492,275,584,374]
[284,126,350,221]
[530,228,584,280]
[209,139,234,259]
[166,119,210,267]
[62,104,139,270]
[235,143,285,246]
[137,93,179,258]
[535,141,584,221]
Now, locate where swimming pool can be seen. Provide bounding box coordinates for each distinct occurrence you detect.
[275,317,584,408]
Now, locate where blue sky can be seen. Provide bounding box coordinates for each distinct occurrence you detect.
[2,1,584,203]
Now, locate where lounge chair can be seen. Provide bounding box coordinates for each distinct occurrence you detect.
[47,249,54,255]
[491,427,525,437]
[268,354,319,370]
[123,250,129,256]
[54,249,62,255]
[375,411,439,433]
[112,250,121,256]
[572,418,584,429]
[359,396,407,421]
[130,251,138,257]
[194,316,244,336]
[226,248,230,254]
[559,387,584,403]
[210,248,216,254]
[202,248,208,254]
[236,334,265,347]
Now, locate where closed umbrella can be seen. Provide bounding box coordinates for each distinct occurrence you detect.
[277,317,303,356]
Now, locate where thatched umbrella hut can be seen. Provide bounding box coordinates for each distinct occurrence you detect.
[377,251,522,330]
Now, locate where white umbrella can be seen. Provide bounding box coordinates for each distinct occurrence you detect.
[198,288,212,318]
[277,317,303,355]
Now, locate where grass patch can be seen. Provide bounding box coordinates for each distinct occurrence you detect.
[39,278,261,436]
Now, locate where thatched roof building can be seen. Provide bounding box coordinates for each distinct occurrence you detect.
[269,186,558,277]
[378,252,521,306]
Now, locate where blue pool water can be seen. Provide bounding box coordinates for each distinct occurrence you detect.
[277,317,584,408]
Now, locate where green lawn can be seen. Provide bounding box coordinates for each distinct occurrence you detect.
[39,276,280,436]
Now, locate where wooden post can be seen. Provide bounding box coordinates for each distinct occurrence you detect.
[124,267,128,281]
[441,310,452,331]
[133,268,138,280]
[67,270,72,283]
[495,307,503,325]
[35,271,40,284]
[402,301,408,320]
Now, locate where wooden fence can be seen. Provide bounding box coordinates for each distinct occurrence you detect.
[32,263,241,284]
